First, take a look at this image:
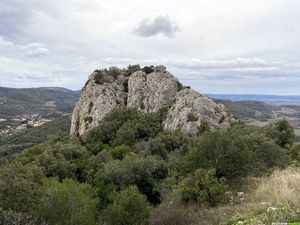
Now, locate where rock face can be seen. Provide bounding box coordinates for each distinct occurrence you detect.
[70,66,236,136]
[163,89,233,136]
[127,66,179,112]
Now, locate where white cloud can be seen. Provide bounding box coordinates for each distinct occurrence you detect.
[0,37,49,58]
[0,0,299,94]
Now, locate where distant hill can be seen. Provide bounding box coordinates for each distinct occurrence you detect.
[218,100,276,120]
[208,94,300,103]
[213,98,300,141]
[0,86,80,117]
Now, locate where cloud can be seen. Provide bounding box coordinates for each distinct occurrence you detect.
[0,36,49,57]
[0,0,299,94]
[166,58,300,80]
[133,16,180,38]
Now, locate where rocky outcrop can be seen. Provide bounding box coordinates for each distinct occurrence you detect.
[127,66,180,112]
[163,88,233,136]
[70,68,127,136]
[70,66,236,137]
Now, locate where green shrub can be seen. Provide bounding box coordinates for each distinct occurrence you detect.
[105,186,150,225]
[94,176,116,211]
[84,108,163,147]
[17,140,89,181]
[183,131,256,180]
[179,168,228,206]
[36,178,97,225]
[0,208,37,225]
[126,64,141,76]
[110,144,131,160]
[102,153,167,203]
[183,125,288,180]
[142,66,154,74]
[134,130,192,159]
[93,69,105,84]
[289,143,300,165]
[85,150,112,181]
[176,80,184,91]
[107,66,121,78]
[265,119,295,148]
[0,162,44,212]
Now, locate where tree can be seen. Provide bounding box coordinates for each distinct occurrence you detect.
[183,131,256,180]
[134,130,192,159]
[102,153,167,203]
[105,186,150,225]
[17,140,89,181]
[179,169,228,206]
[183,124,290,180]
[36,178,97,225]
[265,119,295,148]
[110,145,131,160]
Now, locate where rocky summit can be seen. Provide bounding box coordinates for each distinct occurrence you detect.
[70,65,236,137]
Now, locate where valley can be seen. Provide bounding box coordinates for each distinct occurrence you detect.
[0,86,79,136]
[212,96,300,140]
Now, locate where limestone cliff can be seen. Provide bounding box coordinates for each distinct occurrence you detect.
[70,66,236,136]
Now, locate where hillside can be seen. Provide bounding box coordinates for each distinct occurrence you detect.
[0,115,71,164]
[0,105,299,225]
[0,86,79,136]
[0,86,80,117]
[218,100,275,120]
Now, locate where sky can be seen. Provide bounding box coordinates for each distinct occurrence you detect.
[0,0,300,94]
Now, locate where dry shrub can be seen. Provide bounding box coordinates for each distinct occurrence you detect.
[149,203,194,225]
[253,167,300,206]
[151,168,300,225]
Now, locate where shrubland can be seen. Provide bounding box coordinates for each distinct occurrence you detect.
[0,108,299,225]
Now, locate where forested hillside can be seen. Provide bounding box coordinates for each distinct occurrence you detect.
[0,86,80,116]
[1,108,299,225]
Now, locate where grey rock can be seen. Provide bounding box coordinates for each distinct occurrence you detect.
[127,69,179,112]
[163,88,234,136]
[70,66,236,136]
[70,69,126,136]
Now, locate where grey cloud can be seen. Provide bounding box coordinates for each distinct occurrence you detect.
[0,0,38,39]
[133,16,180,38]
[164,58,300,83]
[168,58,272,70]
[0,36,49,58]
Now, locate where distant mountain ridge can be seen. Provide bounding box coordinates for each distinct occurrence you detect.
[0,86,80,117]
[208,94,300,102]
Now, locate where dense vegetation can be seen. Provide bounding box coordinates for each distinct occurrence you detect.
[0,108,298,225]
